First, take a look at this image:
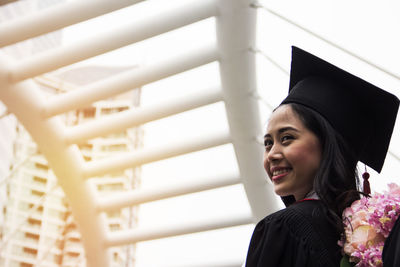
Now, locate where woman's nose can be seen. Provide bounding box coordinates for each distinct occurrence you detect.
[266,145,283,162]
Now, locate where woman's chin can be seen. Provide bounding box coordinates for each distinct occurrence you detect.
[274,187,289,197]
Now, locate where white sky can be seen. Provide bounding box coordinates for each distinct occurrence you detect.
[60,0,400,266]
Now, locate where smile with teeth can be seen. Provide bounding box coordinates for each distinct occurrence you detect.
[272,168,291,178]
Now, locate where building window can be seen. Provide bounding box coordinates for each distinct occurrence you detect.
[27,218,42,228]
[79,143,93,150]
[67,251,80,257]
[82,107,96,118]
[33,176,47,184]
[100,106,129,115]
[34,162,48,171]
[54,254,62,264]
[23,247,38,256]
[25,232,40,240]
[28,204,43,213]
[31,189,45,197]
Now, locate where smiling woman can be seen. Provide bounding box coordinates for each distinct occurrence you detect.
[264,105,321,201]
[244,47,399,267]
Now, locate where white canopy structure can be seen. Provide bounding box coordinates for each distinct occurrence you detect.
[0,0,280,266]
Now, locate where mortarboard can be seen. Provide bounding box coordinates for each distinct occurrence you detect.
[281,46,399,173]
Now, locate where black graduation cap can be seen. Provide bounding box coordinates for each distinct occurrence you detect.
[281,46,399,173]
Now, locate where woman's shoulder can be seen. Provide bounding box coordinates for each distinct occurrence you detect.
[266,200,339,248]
[259,200,338,241]
[246,200,341,266]
[252,201,326,250]
[261,199,326,226]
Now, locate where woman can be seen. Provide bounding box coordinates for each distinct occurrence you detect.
[245,47,399,267]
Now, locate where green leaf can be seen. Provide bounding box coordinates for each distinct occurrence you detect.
[340,255,356,267]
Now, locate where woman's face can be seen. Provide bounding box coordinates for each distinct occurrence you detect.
[263,105,322,201]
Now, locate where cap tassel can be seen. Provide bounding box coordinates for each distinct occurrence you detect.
[362,166,371,195]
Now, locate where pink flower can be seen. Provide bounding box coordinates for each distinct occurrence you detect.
[343,222,385,256]
[352,242,384,267]
[340,183,400,266]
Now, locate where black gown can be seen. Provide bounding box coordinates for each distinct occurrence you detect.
[245,200,342,267]
[383,216,400,266]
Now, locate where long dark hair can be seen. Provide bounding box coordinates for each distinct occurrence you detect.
[282,103,360,233]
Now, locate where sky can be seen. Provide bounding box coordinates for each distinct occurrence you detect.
[7,0,400,266]
[256,0,400,190]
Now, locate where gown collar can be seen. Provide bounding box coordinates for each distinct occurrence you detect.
[302,190,319,201]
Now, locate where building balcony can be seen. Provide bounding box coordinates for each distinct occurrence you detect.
[65,231,81,240]
[64,242,84,254]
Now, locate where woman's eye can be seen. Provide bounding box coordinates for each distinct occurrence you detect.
[264,139,273,149]
[281,135,293,143]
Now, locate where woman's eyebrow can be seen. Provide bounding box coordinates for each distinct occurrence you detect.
[264,126,299,139]
[263,133,270,139]
[278,126,299,133]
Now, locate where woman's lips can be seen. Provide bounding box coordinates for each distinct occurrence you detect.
[271,168,291,181]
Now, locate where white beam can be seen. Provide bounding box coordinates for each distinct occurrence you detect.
[66,87,223,144]
[7,0,219,82]
[96,172,240,212]
[83,131,231,178]
[0,60,110,267]
[216,0,280,221]
[0,0,142,48]
[105,213,253,246]
[43,44,220,118]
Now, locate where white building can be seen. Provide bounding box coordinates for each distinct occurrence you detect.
[1,66,142,267]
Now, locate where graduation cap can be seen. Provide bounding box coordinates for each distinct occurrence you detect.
[281,46,399,173]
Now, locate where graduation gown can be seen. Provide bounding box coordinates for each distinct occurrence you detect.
[383,216,400,266]
[245,200,341,267]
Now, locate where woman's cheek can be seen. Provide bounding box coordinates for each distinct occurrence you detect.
[288,144,320,165]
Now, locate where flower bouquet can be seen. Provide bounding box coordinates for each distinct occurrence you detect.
[339,183,400,267]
